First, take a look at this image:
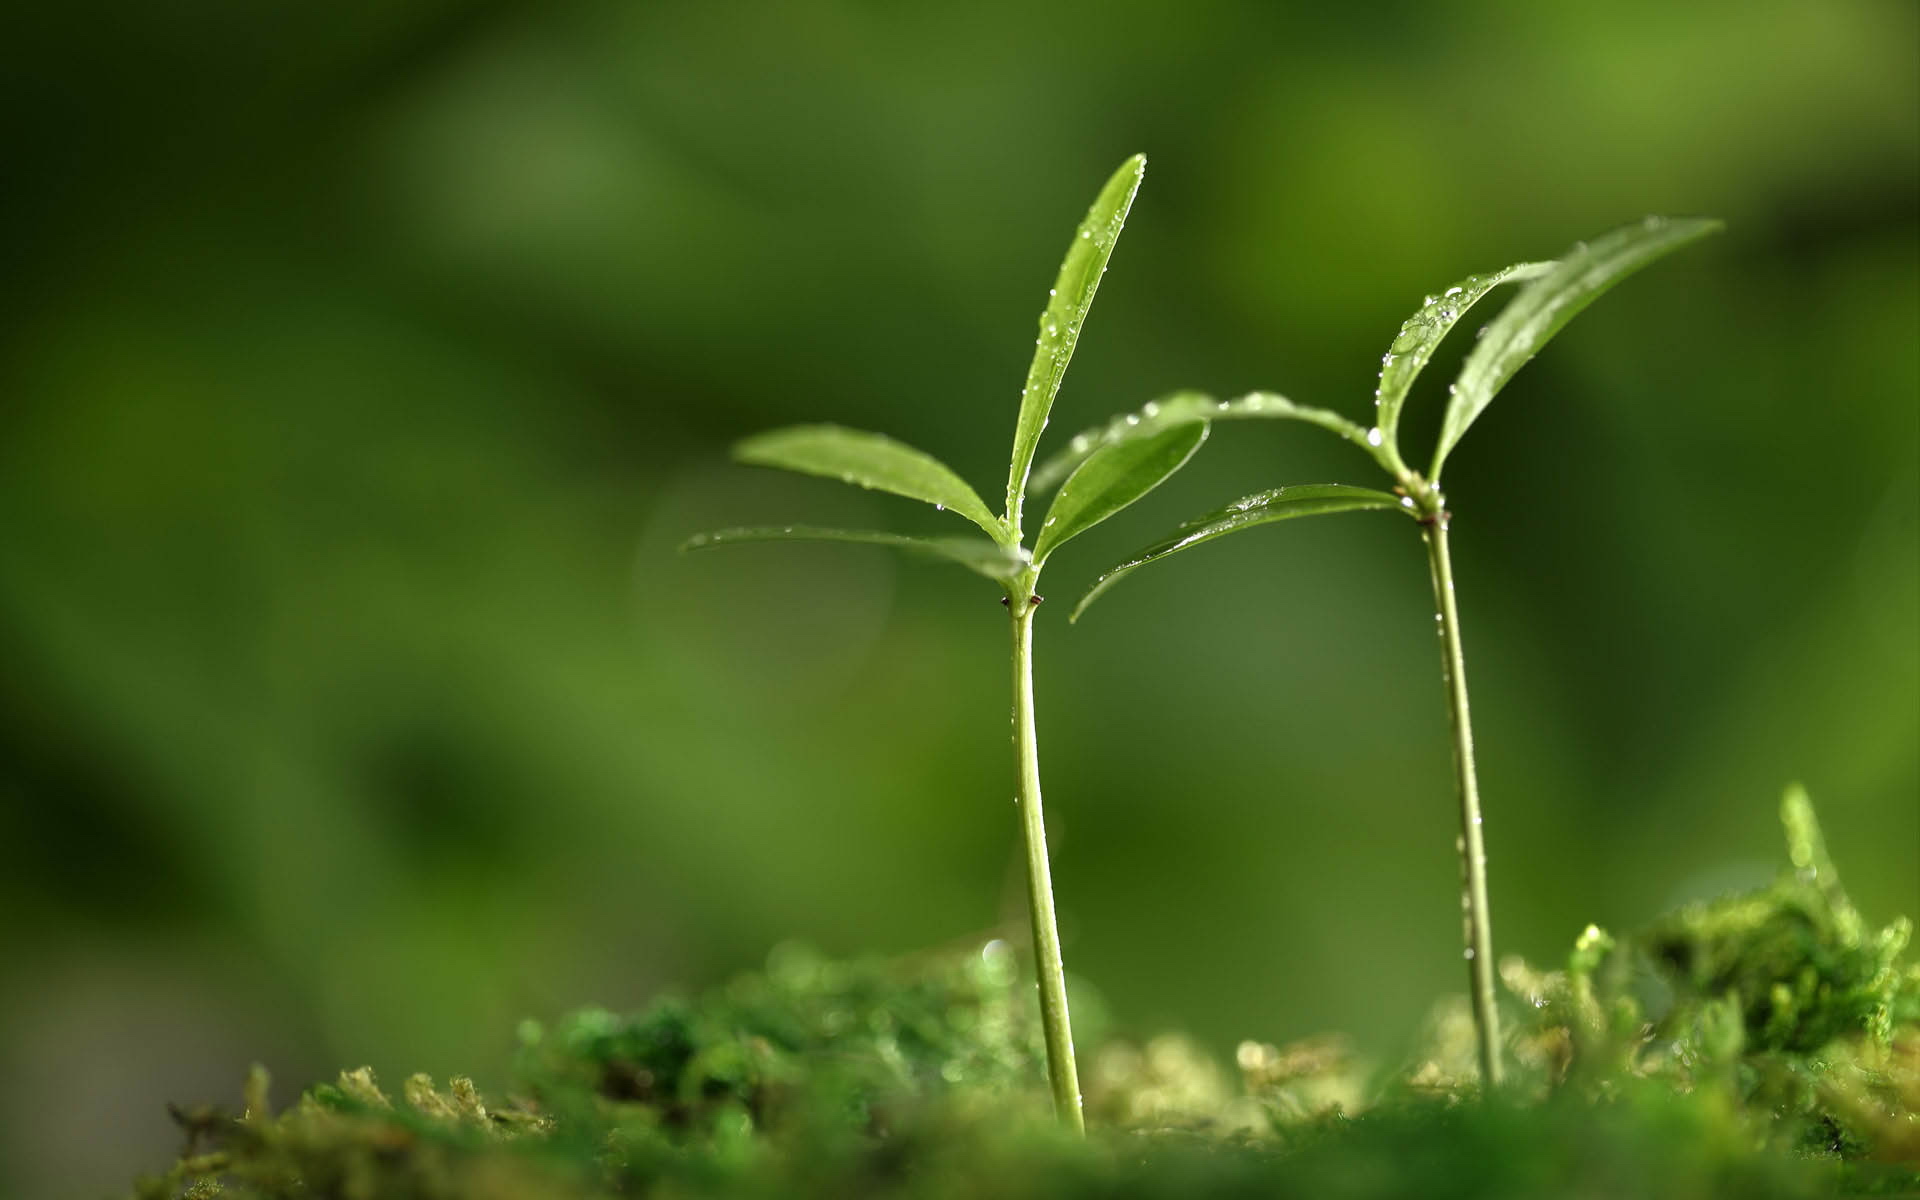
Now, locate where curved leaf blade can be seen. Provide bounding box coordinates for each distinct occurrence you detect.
[1029,391,1213,493]
[681,525,1026,583]
[1032,391,1372,493]
[1005,154,1147,537]
[1070,484,1407,621]
[1431,216,1723,479]
[1373,262,1554,455]
[734,425,1003,539]
[1032,421,1209,567]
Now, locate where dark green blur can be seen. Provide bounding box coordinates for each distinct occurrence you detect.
[1,3,1913,1196]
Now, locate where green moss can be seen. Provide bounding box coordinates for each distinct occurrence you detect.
[132,792,1917,1198]
[1491,788,1920,1168]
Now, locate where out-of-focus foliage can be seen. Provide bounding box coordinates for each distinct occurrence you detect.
[130,796,1916,1197]
[1,2,1913,1195]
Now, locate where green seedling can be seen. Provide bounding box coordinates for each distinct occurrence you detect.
[1052,216,1723,1088]
[684,155,1209,1130]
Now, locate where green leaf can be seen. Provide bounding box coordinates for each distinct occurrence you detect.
[734,425,1003,539]
[1005,154,1147,538]
[1372,262,1554,457]
[1431,216,1723,479]
[1070,484,1407,621]
[1031,392,1372,493]
[681,526,1027,583]
[1032,421,1209,567]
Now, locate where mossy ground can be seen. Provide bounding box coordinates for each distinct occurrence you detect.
[134,795,1918,1199]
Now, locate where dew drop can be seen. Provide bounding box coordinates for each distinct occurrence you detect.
[934,503,944,512]
[1464,947,1476,960]
[1445,286,1464,297]
[1366,427,1384,447]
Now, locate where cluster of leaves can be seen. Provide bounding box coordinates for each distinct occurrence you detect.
[683,155,1211,598]
[1045,216,1725,619]
[134,796,1916,1199]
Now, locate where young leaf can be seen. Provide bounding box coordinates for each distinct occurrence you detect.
[1031,421,1209,567]
[681,526,1027,583]
[1431,216,1723,479]
[1031,391,1373,493]
[1028,391,1215,493]
[1070,484,1407,621]
[734,425,1004,539]
[1373,262,1554,455]
[1004,154,1147,538]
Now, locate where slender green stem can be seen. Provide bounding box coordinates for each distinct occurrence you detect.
[1421,511,1505,1089]
[1009,583,1085,1131]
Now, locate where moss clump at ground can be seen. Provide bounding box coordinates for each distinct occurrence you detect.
[133,795,1918,1199]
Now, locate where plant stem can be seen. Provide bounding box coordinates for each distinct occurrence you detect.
[1009,587,1085,1131]
[1421,513,1505,1089]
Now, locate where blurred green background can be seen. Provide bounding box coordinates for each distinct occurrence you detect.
[1,2,1914,1194]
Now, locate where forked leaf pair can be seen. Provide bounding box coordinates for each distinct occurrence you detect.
[683,155,1209,596]
[1058,216,1724,615]
[683,155,1208,1131]
[1058,212,1723,1088]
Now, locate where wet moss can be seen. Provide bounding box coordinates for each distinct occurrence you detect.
[131,792,1916,1199]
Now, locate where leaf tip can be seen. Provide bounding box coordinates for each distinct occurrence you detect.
[1651,213,1726,233]
[1068,566,1130,624]
[1103,154,1147,210]
[729,430,777,464]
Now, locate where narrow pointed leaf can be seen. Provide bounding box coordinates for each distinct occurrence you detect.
[1032,391,1373,493]
[1032,421,1209,567]
[1431,216,1723,479]
[1070,484,1407,621]
[682,526,1027,583]
[1005,154,1147,537]
[1372,262,1554,454]
[734,425,1003,539]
